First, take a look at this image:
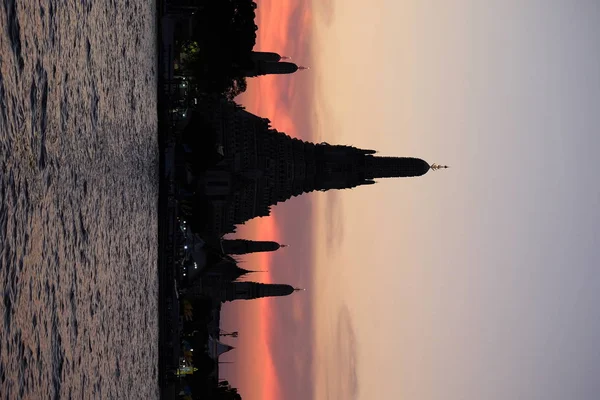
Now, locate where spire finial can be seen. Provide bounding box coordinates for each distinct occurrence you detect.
[298,66,309,70]
[294,288,306,292]
[430,163,449,171]
[280,244,288,248]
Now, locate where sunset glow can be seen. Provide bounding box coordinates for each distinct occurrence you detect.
[241,1,312,136]
[228,217,282,400]
[221,1,314,399]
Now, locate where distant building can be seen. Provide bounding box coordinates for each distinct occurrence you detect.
[221,239,285,255]
[186,278,300,303]
[207,336,235,360]
[221,282,298,302]
[186,101,445,234]
[241,51,307,77]
[200,256,252,288]
[249,51,291,63]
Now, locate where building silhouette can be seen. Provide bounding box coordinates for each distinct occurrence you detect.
[250,51,291,63]
[220,282,298,302]
[202,257,252,283]
[221,239,285,255]
[186,278,299,302]
[186,101,445,234]
[241,51,307,77]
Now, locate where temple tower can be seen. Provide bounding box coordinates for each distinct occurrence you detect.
[221,239,286,255]
[185,102,447,234]
[242,51,307,77]
[250,51,291,63]
[221,282,299,302]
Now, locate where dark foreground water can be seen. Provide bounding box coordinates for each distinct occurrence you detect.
[0,1,159,398]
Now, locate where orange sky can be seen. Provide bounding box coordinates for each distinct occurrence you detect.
[224,218,282,400]
[219,2,315,400]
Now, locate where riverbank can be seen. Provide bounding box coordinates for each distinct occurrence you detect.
[157,0,179,395]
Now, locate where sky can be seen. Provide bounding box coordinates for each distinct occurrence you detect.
[222,1,600,400]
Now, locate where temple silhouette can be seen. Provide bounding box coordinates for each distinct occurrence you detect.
[182,100,446,234]
[221,239,285,255]
[177,60,446,307]
[241,51,308,77]
[188,280,300,302]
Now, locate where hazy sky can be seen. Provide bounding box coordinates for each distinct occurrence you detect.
[223,1,600,399]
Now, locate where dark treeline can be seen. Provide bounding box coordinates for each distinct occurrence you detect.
[184,0,259,99]
[177,295,243,400]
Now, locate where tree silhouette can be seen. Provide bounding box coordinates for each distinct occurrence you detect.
[214,381,242,400]
[185,0,259,97]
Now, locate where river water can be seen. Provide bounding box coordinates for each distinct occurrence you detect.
[0,1,159,398]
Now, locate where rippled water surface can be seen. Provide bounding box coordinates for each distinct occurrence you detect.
[0,1,159,398]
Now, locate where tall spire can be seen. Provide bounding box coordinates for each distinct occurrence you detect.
[365,156,432,179]
[243,60,300,77]
[223,282,296,302]
[250,51,284,63]
[221,239,283,255]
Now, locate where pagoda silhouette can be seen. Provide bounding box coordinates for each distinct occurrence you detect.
[182,101,446,234]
